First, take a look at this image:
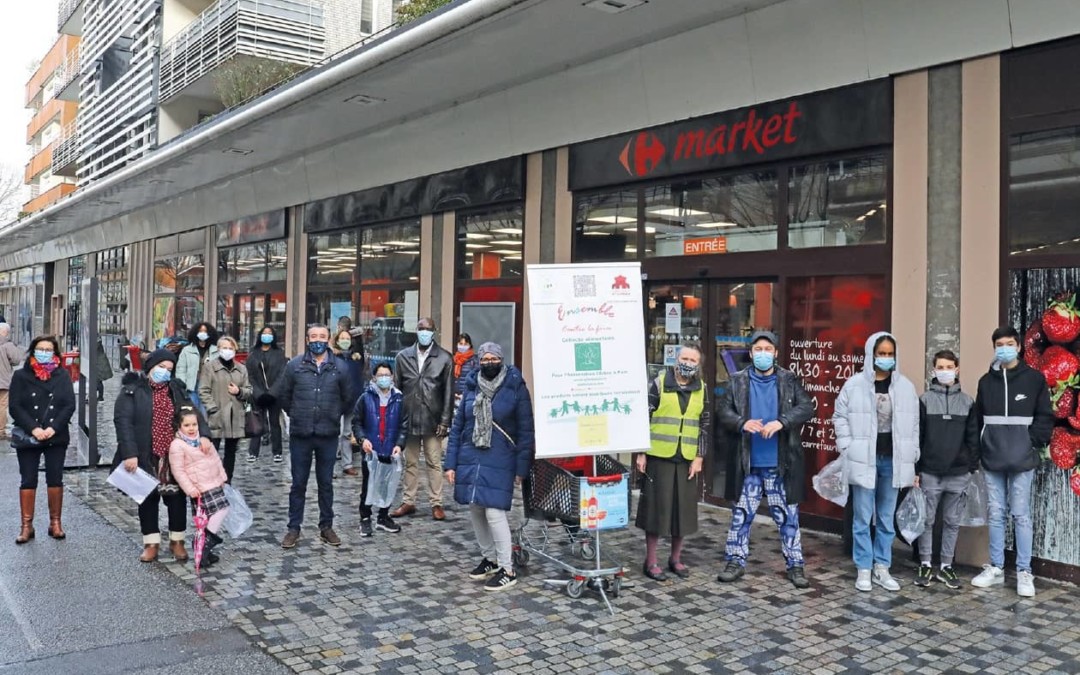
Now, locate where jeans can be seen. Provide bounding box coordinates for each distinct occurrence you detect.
[851,456,898,570]
[725,468,804,568]
[916,472,969,567]
[247,403,283,457]
[17,446,66,489]
[984,468,1035,572]
[287,434,337,531]
[188,390,206,416]
[469,504,513,571]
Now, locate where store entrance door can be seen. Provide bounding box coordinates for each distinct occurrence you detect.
[217,288,287,354]
[644,279,778,504]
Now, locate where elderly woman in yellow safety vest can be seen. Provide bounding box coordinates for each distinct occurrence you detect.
[635,342,709,582]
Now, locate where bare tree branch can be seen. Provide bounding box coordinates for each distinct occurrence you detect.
[0,165,26,223]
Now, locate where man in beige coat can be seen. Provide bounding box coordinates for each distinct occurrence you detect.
[0,323,24,440]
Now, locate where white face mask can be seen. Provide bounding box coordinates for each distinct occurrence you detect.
[935,369,956,385]
[219,348,236,362]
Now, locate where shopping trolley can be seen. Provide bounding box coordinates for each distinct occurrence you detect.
[514,454,629,615]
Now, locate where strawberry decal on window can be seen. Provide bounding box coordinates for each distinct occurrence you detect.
[1028,289,1080,489]
[1042,292,1080,344]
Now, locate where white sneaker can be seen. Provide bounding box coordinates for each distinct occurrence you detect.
[971,565,1005,588]
[1017,570,1036,597]
[872,564,900,591]
[855,569,872,592]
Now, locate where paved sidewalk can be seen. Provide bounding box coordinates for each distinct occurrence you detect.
[66,449,1080,675]
[0,451,290,675]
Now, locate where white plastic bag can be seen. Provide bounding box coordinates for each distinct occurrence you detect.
[896,486,928,544]
[959,471,987,527]
[812,457,849,507]
[221,483,253,538]
[365,453,403,509]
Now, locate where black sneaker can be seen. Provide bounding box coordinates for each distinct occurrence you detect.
[469,558,499,580]
[936,565,961,589]
[787,566,810,589]
[360,518,373,537]
[376,516,401,533]
[246,454,257,464]
[484,568,518,591]
[915,564,933,587]
[273,455,283,464]
[717,561,745,583]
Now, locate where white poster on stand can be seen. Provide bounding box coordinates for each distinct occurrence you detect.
[527,263,650,459]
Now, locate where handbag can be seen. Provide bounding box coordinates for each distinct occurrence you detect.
[244,404,265,438]
[156,453,181,495]
[11,392,54,450]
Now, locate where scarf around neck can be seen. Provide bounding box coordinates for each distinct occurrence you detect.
[151,381,175,458]
[472,365,507,449]
[453,349,474,378]
[30,356,60,381]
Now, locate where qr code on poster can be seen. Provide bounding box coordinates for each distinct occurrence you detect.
[573,275,596,298]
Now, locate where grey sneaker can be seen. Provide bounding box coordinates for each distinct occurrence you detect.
[1017,570,1036,598]
[936,565,961,589]
[971,564,1005,588]
[855,569,872,592]
[319,527,341,546]
[872,564,900,591]
[359,518,373,537]
[281,529,300,549]
[914,564,933,587]
[717,561,745,583]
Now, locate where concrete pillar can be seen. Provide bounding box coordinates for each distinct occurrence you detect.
[522,152,543,385]
[286,206,306,355]
[553,147,573,264]
[437,212,456,340]
[428,213,446,332]
[127,240,155,341]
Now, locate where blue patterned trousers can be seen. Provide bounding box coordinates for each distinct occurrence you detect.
[725,468,804,569]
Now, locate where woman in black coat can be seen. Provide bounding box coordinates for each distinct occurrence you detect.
[113,348,212,563]
[11,335,76,544]
[245,326,288,462]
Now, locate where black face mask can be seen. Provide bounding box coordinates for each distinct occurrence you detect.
[480,363,502,379]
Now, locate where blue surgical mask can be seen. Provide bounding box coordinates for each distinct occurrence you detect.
[260,334,273,345]
[308,340,328,355]
[33,350,54,364]
[150,366,172,384]
[417,330,434,347]
[376,375,393,390]
[752,351,775,372]
[874,357,896,372]
[995,345,1019,364]
[197,331,209,342]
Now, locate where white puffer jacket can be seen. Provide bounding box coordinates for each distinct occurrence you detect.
[832,331,920,490]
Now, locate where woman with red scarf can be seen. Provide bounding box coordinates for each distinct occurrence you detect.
[113,348,212,563]
[453,333,479,407]
[11,335,76,544]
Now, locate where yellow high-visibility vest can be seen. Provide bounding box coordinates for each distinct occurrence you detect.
[648,374,703,461]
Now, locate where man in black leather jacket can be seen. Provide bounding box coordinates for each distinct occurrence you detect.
[391,317,454,521]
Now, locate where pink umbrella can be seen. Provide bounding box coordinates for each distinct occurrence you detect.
[193,496,208,572]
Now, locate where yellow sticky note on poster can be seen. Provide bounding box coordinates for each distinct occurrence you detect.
[577,415,608,448]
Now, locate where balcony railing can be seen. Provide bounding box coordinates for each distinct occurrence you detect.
[23,183,77,216]
[58,0,83,35]
[53,44,81,102]
[159,0,326,104]
[52,121,79,178]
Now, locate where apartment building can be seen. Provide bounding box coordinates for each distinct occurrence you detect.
[22,32,80,215]
[45,0,392,186]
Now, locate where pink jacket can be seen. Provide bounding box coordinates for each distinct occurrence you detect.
[169,436,227,498]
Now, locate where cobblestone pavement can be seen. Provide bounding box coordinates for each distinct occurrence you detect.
[64,446,1080,675]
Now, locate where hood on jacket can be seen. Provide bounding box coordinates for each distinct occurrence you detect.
[121,371,143,387]
[862,331,897,381]
[928,380,963,394]
[366,381,402,397]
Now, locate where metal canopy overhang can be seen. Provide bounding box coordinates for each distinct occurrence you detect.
[0,0,784,269]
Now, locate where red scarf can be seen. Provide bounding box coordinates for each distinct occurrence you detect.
[150,381,175,458]
[30,356,60,381]
[453,349,474,378]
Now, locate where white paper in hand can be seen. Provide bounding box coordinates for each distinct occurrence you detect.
[107,466,159,504]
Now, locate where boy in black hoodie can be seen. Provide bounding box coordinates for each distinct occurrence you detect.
[971,326,1053,598]
[915,350,979,589]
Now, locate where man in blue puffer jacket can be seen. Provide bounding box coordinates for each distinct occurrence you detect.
[444,342,534,592]
[269,324,351,550]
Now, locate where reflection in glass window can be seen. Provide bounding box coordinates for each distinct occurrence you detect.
[644,173,778,257]
[361,221,422,284]
[457,206,524,280]
[219,243,285,284]
[308,231,359,286]
[788,154,888,248]
[1008,127,1080,255]
[574,190,638,261]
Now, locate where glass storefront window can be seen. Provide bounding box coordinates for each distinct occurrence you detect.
[457,206,524,280]
[154,253,205,341]
[574,190,638,261]
[361,221,422,284]
[308,231,359,286]
[644,173,778,257]
[1008,126,1080,256]
[219,242,288,284]
[66,256,85,350]
[788,154,888,248]
[306,287,419,368]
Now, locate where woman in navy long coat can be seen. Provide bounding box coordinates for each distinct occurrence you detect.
[444,342,534,592]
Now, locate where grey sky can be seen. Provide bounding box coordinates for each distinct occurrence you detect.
[2,2,61,175]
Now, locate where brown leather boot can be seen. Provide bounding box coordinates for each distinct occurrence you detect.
[15,489,35,544]
[140,544,159,562]
[47,487,65,539]
[170,539,189,561]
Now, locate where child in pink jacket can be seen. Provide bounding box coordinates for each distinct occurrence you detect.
[170,409,230,568]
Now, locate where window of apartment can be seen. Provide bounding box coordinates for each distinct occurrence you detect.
[788,153,888,248]
[361,0,373,32]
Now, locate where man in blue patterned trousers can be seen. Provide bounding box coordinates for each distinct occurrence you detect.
[716,330,815,588]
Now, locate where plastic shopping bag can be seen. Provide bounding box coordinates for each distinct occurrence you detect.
[812,457,849,507]
[959,471,988,527]
[221,484,253,538]
[896,486,928,544]
[365,453,403,509]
